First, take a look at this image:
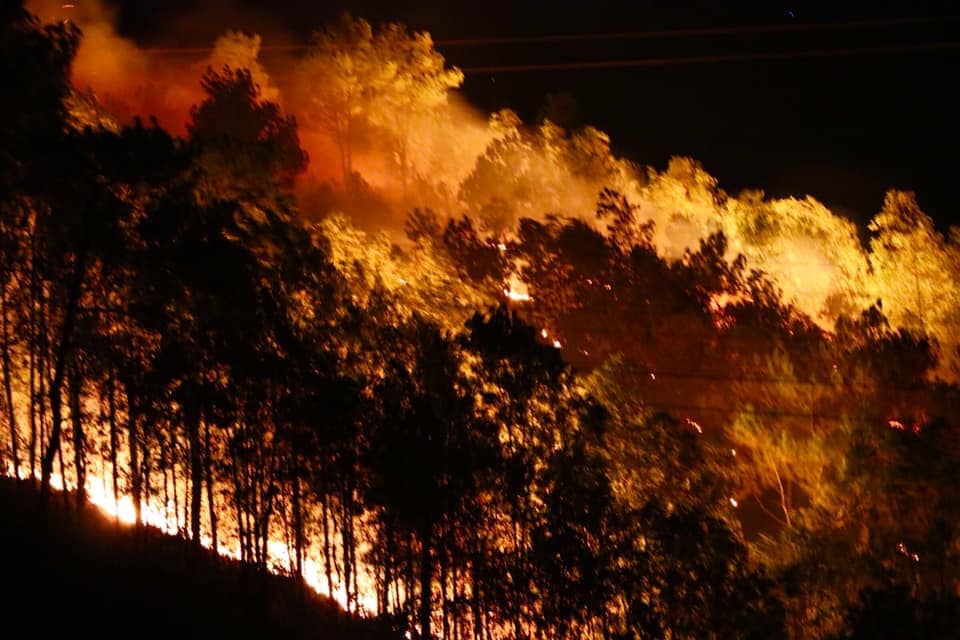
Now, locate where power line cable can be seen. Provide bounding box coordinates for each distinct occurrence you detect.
[138,15,960,54]
[458,42,960,74]
[437,15,960,46]
[256,40,960,84]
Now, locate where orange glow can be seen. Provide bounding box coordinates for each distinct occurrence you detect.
[3,458,379,614]
[32,2,960,384]
[503,274,532,302]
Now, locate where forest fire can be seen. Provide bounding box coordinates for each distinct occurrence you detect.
[503,275,532,302]
[3,2,960,639]
[13,461,382,614]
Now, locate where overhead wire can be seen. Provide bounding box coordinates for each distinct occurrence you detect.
[434,15,960,46]
[138,15,960,55]
[458,42,960,74]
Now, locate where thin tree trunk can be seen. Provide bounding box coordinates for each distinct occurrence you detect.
[182,448,190,534]
[204,418,218,552]
[393,548,402,619]
[57,419,66,503]
[107,375,119,521]
[28,315,36,481]
[382,521,393,615]
[68,363,85,510]
[126,387,142,526]
[36,279,50,488]
[172,438,181,532]
[291,466,304,579]
[1,285,21,478]
[260,501,271,572]
[142,437,152,520]
[40,248,88,503]
[162,439,170,526]
[232,455,246,563]
[440,537,450,640]
[471,560,482,640]
[187,403,203,549]
[342,492,354,612]
[38,339,46,480]
[28,234,38,483]
[348,496,359,610]
[406,532,416,628]
[419,521,434,640]
[322,489,333,597]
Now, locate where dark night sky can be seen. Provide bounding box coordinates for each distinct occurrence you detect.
[110,0,959,228]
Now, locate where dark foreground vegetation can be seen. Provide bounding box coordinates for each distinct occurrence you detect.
[1,477,394,639]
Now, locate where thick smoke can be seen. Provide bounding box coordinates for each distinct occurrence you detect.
[27,0,205,133]
[32,2,960,371]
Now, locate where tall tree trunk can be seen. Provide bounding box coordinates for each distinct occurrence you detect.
[346,493,359,610]
[28,233,38,483]
[1,285,21,478]
[40,249,87,504]
[142,437,152,520]
[291,465,304,579]
[322,489,334,597]
[471,560,483,640]
[172,437,181,532]
[392,530,402,618]
[419,521,434,640]
[379,525,391,613]
[342,492,354,612]
[162,440,170,526]
[406,532,416,628]
[260,501,271,571]
[57,409,66,507]
[126,386,142,526]
[186,402,203,549]
[28,317,36,481]
[204,419,218,553]
[107,375,119,521]
[68,363,85,510]
[440,537,450,640]
[232,456,247,563]
[38,342,46,481]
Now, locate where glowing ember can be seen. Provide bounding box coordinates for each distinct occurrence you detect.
[685,418,703,434]
[503,275,532,302]
[504,287,532,302]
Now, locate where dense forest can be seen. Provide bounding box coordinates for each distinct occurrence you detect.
[3,3,960,638]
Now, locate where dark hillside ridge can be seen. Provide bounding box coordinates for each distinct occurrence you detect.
[0,478,396,639]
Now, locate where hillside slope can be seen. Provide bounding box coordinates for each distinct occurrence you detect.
[0,478,396,639]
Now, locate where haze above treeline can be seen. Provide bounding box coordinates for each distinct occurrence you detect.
[41,0,960,227]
